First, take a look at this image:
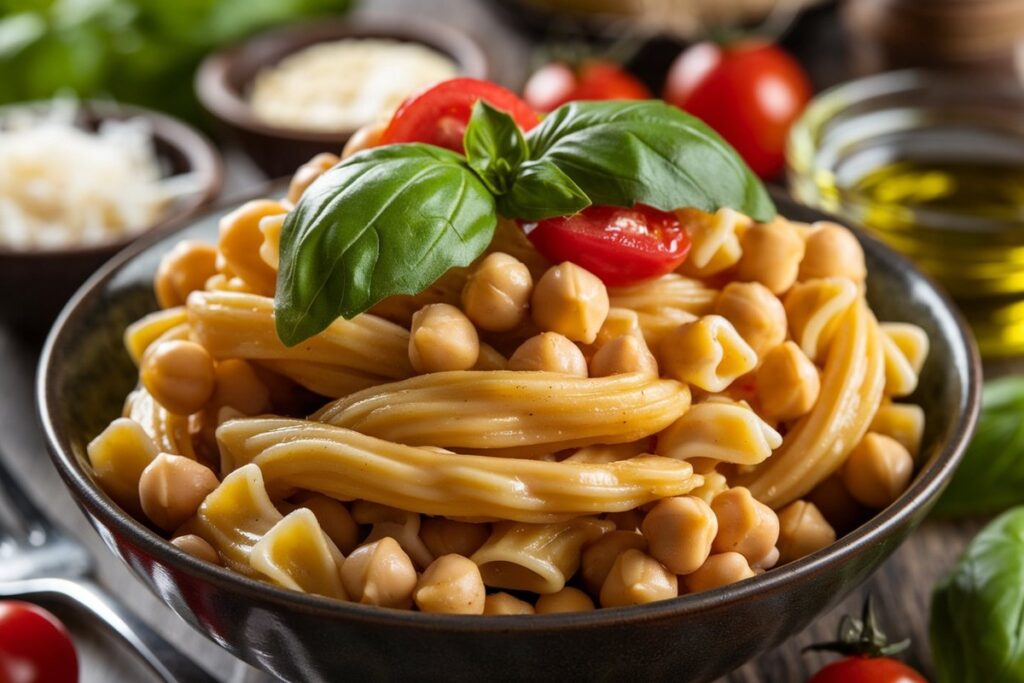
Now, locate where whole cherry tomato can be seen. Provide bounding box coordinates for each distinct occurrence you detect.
[524,60,651,112]
[0,601,78,683]
[663,41,811,178]
[809,657,927,683]
[380,78,538,153]
[522,204,690,286]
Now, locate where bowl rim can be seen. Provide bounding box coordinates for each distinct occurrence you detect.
[0,99,223,258]
[194,15,490,144]
[36,186,981,633]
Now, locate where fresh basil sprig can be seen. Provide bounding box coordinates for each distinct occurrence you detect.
[275,98,775,345]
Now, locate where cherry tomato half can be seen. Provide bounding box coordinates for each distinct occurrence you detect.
[522,205,690,286]
[809,656,927,683]
[0,601,78,683]
[663,41,811,179]
[380,78,539,153]
[524,61,651,112]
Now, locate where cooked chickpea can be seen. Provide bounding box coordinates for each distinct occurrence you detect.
[461,252,533,332]
[258,213,285,270]
[154,241,218,308]
[408,303,480,373]
[420,518,490,558]
[287,152,340,205]
[842,432,914,509]
[211,359,271,416]
[755,341,821,421]
[714,282,787,357]
[807,473,866,535]
[414,554,486,615]
[292,492,360,555]
[599,549,678,608]
[641,496,718,575]
[508,332,588,376]
[776,501,836,564]
[589,334,658,377]
[170,534,221,565]
[531,262,609,344]
[580,530,648,595]
[138,454,219,531]
[341,120,386,160]
[535,587,595,614]
[684,552,756,593]
[141,340,216,416]
[341,537,418,609]
[735,219,806,294]
[484,592,535,615]
[711,487,780,569]
[799,222,867,282]
[218,199,287,295]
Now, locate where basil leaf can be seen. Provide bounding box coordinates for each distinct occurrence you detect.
[526,100,775,222]
[463,100,527,196]
[933,377,1024,518]
[275,143,496,346]
[931,508,1024,683]
[496,159,591,222]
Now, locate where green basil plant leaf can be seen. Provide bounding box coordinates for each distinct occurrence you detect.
[463,100,528,195]
[931,507,1024,683]
[274,144,496,346]
[497,158,591,222]
[526,100,775,222]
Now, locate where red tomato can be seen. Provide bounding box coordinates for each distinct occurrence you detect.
[809,657,927,683]
[663,41,812,179]
[0,601,78,683]
[380,78,539,152]
[522,205,690,286]
[524,61,651,112]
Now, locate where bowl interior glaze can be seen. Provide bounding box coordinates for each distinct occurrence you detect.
[38,187,980,683]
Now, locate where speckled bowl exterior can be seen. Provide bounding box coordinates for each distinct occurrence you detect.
[38,187,980,683]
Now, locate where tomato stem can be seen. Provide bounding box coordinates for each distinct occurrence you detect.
[804,595,911,659]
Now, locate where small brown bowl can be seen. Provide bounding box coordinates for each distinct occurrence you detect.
[0,101,222,338]
[195,17,490,178]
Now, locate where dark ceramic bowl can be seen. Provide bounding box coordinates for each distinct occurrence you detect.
[0,100,222,337]
[38,187,980,683]
[195,17,489,178]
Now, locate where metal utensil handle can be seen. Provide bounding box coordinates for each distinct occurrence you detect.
[0,576,219,683]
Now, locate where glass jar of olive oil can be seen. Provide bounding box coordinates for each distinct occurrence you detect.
[787,70,1024,357]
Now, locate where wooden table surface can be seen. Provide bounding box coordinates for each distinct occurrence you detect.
[0,1,990,681]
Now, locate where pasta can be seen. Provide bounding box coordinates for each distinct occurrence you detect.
[250,508,348,599]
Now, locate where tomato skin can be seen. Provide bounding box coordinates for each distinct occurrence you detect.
[523,205,690,286]
[524,61,651,112]
[663,41,811,179]
[808,657,927,683]
[0,601,78,683]
[380,78,539,152]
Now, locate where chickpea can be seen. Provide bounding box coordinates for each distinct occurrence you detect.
[776,501,836,564]
[711,487,780,569]
[842,432,914,509]
[414,554,486,615]
[287,153,340,205]
[799,222,867,282]
[292,492,360,555]
[170,534,221,565]
[218,200,287,295]
[807,473,866,535]
[258,213,285,270]
[341,537,418,609]
[735,219,806,294]
[508,332,588,376]
[531,262,609,344]
[535,587,595,614]
[141,340,216,416]
[461,252,533,332]
[154,241,218,308]
[684,552,756,593]
[589,334,658,378]
[420,518,490,558]
[755,341,821,422]
[641,496,718,576]
[341,120,387,160]
[599,549,678,608]
[138,453,219,531]
[483,592,535,615]
[409,303,480,373]
[580,530,648,595]
[714,282,787,358]
[870,402,925,459]
[210,359,271,416]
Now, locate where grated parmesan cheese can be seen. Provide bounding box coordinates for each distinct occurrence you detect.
[248,39,458,132]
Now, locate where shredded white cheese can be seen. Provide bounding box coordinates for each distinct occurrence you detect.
[0,100,202,250]
[248,39,458,132]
